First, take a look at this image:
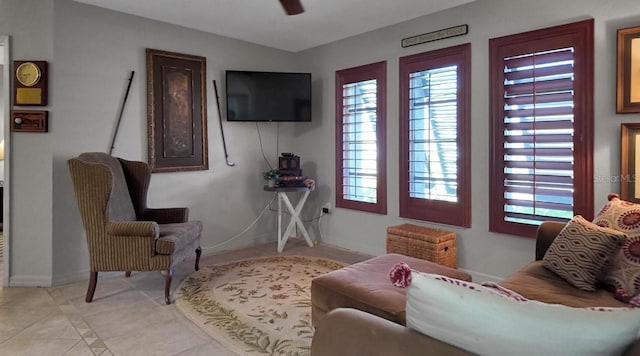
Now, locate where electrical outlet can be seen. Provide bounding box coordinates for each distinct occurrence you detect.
[321,203,331,214]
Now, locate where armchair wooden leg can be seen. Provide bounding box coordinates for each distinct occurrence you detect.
[125,271,132,277]
[86,271,98,303]
[195,247,202,271]
[161,269,173,305]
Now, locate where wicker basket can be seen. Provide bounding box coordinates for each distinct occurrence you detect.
[386,223,457,268]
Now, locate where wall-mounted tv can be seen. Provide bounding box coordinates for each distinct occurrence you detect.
[225,70,311,122]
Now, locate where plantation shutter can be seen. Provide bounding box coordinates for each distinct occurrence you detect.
[502,47,576,225]
[408,65,458,202]
[409,66,458,202]
[341,79,378,203]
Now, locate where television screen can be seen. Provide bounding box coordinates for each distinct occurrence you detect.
[225,70,311,122]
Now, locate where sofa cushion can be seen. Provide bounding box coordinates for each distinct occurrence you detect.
[500,261,627,308]
[406,271,640,356]
[310,253,471,327]
[593,194,640,296]
[542,215,626,292]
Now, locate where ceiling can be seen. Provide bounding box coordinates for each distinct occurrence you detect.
[72,0,475,52]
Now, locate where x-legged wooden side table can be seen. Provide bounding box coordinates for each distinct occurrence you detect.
[264,185,315,253]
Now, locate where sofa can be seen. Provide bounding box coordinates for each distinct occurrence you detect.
[311,221,640,355]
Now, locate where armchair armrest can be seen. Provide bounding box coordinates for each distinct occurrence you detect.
[106,221,159,237]
[141,208,189,224]
[535,221,566,260]
[311,308,470,356]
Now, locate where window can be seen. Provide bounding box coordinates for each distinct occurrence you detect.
[399,44,471,227]
[489,19,594,237]
[335,61,387,214]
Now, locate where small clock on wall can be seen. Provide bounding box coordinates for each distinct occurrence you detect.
[13,60,48,106]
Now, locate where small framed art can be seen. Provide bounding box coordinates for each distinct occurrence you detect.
[616,26,640,114]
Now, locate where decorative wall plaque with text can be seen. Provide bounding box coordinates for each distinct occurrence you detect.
[10,110,48,132]
[402,25,469,48]
[13,60,48,106]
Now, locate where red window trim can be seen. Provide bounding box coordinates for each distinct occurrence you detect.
[488,19,594,238]
[399,43,472,227]
[335,61,387,214]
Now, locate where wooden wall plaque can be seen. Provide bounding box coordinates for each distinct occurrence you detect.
[11,110,48,132]
[13,60,48,106]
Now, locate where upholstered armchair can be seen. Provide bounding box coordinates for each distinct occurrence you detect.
[68,152,202,304]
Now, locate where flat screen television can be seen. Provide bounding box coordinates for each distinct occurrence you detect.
[225,70,311,122]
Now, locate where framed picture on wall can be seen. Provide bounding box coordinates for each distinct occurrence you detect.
[146,48,208,172]
[621,123,640,203]
[616,26,640,114]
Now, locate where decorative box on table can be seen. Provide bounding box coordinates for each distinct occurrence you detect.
[278,153,306,187]
[386,223,457,268]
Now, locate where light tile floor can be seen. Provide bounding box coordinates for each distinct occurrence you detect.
[0,238,372,355]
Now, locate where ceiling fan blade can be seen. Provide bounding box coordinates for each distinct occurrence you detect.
[279,0,305,15]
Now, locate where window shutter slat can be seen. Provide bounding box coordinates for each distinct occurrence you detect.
[506,160,573,170]
[506,134,574,144]
[506,185,574,198]
[504,48,574,69]
[505,173,573,185]
[504,64,574,82]
[505,212,569,224]
[505,105,574,118]
[505,92,574,106]
[504,77,574,96]
[505,120,573,131]
[505,147,574,156]
[506,198,573,210]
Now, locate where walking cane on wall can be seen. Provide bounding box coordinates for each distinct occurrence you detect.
[213,80,235,167]
[109,71,135,155]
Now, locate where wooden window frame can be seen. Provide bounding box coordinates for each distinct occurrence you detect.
[335,61,387,214]
[489,19,594,237]
[399,43,472,227]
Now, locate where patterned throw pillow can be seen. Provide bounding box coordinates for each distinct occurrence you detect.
[593,194,640,295]
[542,215,626,292]
[592,194,640,232]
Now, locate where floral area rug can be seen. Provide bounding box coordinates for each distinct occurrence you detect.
[175,255,346,356]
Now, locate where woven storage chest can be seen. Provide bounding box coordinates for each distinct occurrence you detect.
[386,223,457,268]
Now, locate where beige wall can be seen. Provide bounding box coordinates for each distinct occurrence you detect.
[0,0,54,286]
[2,0,640,285]
[2,0,303,286]
[0,50,4,180]
[296,0,640,280]
[49,0,311,285]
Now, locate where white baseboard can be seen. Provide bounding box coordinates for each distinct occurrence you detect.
[10,271,124,287]
[52,269,90,286]
[9,275,52,287]
[201,232,275,254]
